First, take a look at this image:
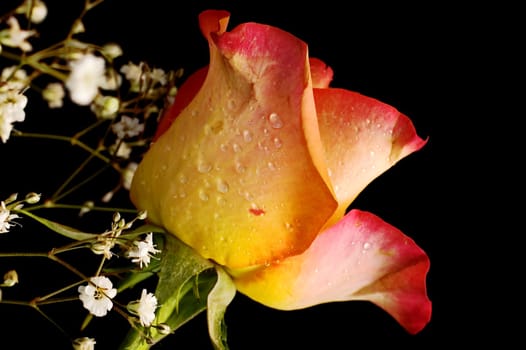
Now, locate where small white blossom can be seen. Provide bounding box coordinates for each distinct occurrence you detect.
[120,62,144,91]
[2,270,19,287]
[111,115,144,139]
[150,68,167,86]
[16,0,48,24]
[127,289,158,327]
[65,53,106,105]
[122,162,138,190]
[110,140,132,159]
[42,82,65,108]
[72,19,85,34]
[90,95,119,119]
[126,233,161,268]
[1,66,29,91]
[0,202,19,233]
[99,68,122,90]
[78,276,117,317]
[0,90,28,142]
[101,43,123,60]
[0,17,36,52]
[72,337,96,350]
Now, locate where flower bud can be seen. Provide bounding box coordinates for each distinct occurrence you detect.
[3,270,18,287]
[25,192,41,204]
[137,210,148,220]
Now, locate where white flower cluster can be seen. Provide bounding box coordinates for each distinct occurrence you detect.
[0,66,28,143]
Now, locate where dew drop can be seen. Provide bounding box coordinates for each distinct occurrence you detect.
[243,191,254,201]
[243,130,253,143]
[273,137,282,148]
[198,190,209,201]
[216,179,229,193]
[363,242,371,250]
[178,174,188,184]
[197,161,212,173]
[220,143,228,152]
[235,161,246,174]
[216,196,226,206]
[268,112,283,129]
[267,161,276,171]
[232,143,242,153]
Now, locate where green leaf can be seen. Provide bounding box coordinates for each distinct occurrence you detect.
[17,209,96,240]
[207,266,236,350]
[118,234,220,349]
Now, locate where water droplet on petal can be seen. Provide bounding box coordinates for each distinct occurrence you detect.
[268,112,283,129]
[267,161,276,170]
[197,161,212,173]
[273,137,282,148]
[178,174,188,184]
[199,190,209,201]
[216,179,229,193]
[243,130,253,143]
[235,161,246,173]
[243,191,254,201]
[232,143,242,153]
[363,242,371,250]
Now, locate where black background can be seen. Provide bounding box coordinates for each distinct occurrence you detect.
[1,0,500,349]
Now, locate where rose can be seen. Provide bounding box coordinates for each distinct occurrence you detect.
[130,10,431,334]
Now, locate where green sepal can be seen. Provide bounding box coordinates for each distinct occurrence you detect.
[119,233,236,349]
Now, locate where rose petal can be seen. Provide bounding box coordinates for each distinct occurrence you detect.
[309,57,333,88]
[233,209,431,334]
[131,10,337,268]
[154,66,208,141]
[315,88,427,219]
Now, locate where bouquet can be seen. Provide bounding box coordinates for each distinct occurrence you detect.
[1,1,431,349]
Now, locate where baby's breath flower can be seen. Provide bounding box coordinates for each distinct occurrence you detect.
[90,238,115,259]
[127,289,158,327]
[109,140,132,159]
[65,53,106,105]
[101,43,123,60]
[126,233,161,268]
[2,270,19,287]
[156,323,171,335]
[99,68,122,90]
[78,276,117,317]
[42,82,65,108]
[0,89,28,142]
[72,337,96,350]
[111,115,144,139]
[120,61,144,92]
[122,161,138,190]
[0,16,36,52]
[16,0,48,24]
[1,66,29,92]
[90,95,119,119]
[79,200,94,217]
[72,19,85,34]
[0,201,19,233]
[150,68,167,86]
[24,192,41,204]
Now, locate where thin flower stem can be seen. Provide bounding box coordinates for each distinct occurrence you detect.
[52,158,113,202]
[33,280,86,303]
[12,131,111,163]
[52,151,98,200]
[28,202,138,214]
[0,251,90,281]
[73,118,107,140]
[31,305,71,340]
[48,251,92,281]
